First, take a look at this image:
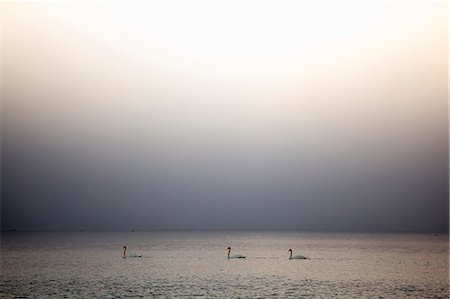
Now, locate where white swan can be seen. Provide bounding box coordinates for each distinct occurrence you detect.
[227,247,246,259]
[288,249,307,259]
[123,245,142,258]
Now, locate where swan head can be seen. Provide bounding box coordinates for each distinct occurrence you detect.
[227,247,231,250]
[123,245,127,249]
[288,249,292,252]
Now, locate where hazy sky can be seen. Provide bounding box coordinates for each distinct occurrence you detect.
[1,1,448,231]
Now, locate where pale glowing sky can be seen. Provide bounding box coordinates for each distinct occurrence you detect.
[2,1,448,231]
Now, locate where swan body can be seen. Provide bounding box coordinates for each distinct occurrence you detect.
[123,245,143,258]
[288,249,307,259]
[227,247,246,259]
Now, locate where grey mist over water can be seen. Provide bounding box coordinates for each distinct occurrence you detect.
[1,231,448,298]
[1,2,448,232]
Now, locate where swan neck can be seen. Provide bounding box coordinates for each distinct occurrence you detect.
[289,251,292,258]
[123,247,127,258]
[227,248,230,258]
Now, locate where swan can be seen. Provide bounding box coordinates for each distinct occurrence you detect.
[288,249,307,259]
[227,246,246,259]
[123,245,142,258]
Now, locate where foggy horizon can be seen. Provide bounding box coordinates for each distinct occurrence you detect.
[1,2,449,232]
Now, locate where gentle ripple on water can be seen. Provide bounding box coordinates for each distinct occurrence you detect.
[1,231,448,298]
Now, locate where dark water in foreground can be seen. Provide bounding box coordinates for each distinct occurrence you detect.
[1,231,448,298]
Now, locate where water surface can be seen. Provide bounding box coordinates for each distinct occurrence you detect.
[1,231,448,298]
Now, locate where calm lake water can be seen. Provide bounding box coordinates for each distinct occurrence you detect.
[1,231,448,298]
